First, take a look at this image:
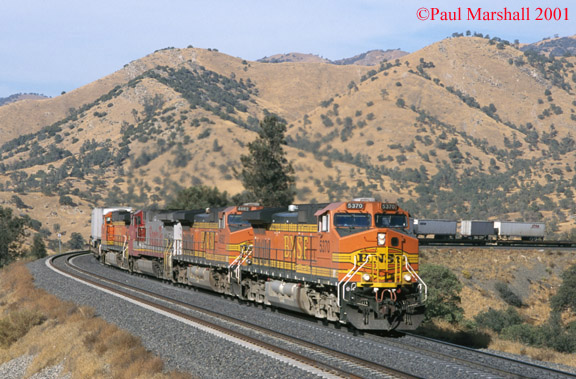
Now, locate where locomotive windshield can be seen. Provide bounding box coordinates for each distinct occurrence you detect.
[334,213,371,228]
[375,214,408,228]
[228,214,250,225]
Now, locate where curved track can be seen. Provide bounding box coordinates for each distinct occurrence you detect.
[46,251,576,378]
[48,251,415,379]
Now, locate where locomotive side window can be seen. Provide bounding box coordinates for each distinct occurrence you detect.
[228,214,250,225]
[227,214,251,231]
[320,214,330,232]
[334,213,371,228]
[375,214,407,228]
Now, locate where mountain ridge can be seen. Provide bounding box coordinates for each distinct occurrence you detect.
[0,34,575,246]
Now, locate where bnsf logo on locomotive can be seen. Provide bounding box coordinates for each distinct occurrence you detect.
[357,253,395,264]
[284,235,310,259]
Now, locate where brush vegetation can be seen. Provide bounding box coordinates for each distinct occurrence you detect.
[0,262,192,378]
[418,248,576,368]
[1,36,576,249]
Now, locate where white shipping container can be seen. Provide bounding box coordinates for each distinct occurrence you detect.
[413,219,457,237]
[494,221,545,238]
[460,220,496,237]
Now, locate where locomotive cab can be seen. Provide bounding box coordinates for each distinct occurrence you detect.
[315,199,426,330]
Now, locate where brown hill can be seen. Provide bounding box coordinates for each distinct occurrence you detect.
[1,36,576,248]
[259,49,409,66]
[333,49,408,65]
[0,93,48,107]
[258,52,330,64]
[521,35,576,57]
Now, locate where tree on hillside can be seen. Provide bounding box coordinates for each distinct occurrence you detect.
[238,114,295,206]
[30,234,47,259]
[0,206,29,267]
[166,185,230,210]
[551,264,576,315]
[67,232,86,250]
[419,264,464,323]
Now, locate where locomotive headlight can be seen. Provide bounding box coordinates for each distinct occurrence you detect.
[377,233,386,246]
[362,273,371,282]
[403,274,413,282]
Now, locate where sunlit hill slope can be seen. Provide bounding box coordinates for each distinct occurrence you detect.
[1,35,576,246]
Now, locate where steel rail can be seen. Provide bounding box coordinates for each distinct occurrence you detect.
[48,252,417,379]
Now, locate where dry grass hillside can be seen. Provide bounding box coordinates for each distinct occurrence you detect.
[0,262,191,378]
[422,247,576,367]
[0,35,576,250]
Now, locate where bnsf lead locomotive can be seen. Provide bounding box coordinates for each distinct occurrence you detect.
[90,199,427,330]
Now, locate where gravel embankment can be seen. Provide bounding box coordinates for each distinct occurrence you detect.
[0,355,69,379]
[28,257,326,378]
[27,255,576,378]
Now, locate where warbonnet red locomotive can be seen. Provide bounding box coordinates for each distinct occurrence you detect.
[90,198,427,330]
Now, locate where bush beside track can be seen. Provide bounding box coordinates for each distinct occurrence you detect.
[418,247,576,368]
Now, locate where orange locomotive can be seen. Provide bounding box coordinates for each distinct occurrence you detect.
[242,199,426,330]
[91,199,426,330]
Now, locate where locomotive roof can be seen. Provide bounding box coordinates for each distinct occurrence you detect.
[156,209,204,223]
[241,207,287,224]
[243,204,329,225]
[314,202,344,216]
[193,207,225,223]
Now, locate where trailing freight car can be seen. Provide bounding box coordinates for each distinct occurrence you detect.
[494,221,545,241]
[460,220,497,239]
[412,219,458,240]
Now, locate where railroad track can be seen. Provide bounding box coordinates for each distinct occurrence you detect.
[391,332,576,379]
[46,251,576,378]
[419,239,576,248]
[47,251,414,379]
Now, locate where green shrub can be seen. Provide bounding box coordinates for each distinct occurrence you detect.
[500,323,543,346]
[420,264,464,323]
[474,307,523,333]
[59,195,76,207]
[68,232,86,250]
[551,264,576,313]
[30,234,47,259]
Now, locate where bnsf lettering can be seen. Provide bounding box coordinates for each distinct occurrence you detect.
[201,232,215,251]
[357,254,395,264]
[284,236,310,260]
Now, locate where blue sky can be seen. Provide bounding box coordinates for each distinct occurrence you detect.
[0,0,573,98]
